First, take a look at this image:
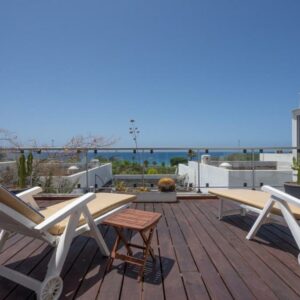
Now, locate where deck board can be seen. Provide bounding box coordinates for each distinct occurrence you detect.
[1,199,300,299]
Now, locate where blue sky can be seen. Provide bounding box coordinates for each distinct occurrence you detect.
[0,0,300,147]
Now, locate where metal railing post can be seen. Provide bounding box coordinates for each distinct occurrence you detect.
[85,150,89,192]
[251,149,255,190]
[197,150,201,193]
[142,149,145,188]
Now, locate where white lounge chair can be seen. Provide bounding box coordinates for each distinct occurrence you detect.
[209,185,300,264]
[0,185,135,300]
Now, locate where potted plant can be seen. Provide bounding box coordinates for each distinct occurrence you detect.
[284,156,300,198]
[133,177,177,203]
[158,177,176,192]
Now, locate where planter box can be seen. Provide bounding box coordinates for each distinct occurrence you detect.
[284,182,300,198]
[134,191,177,203]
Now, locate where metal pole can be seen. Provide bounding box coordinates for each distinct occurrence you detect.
[142,149,145,188]
[197,150,201,193]
[251,149,255,190]
[85,150,89,192]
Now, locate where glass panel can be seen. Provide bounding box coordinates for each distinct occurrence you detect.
[258,148,293,191]
[0,147,295,194]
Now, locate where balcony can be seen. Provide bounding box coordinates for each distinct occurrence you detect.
[1,198,300,299]
[0,146,295,193]
[0,147,299,299]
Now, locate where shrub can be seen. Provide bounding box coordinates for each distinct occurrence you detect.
[170,157,188,166]
[158,177,176,192]
[115,181,127,192]
[147,168,158,174]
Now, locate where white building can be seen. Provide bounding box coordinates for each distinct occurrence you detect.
[178,159,292,193]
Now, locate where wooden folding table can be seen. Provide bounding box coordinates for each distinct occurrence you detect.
[103,208,161,281]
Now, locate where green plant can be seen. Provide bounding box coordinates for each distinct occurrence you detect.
[223,153,259,161]
[137,186,149,192]
[17,154,27,188]
[42,172,56,193]
[96,156,109,163]
[170,157,188,166]
[158,177,176,192]
[115,181,127,192]
[17,152,34,188]
[27,152,33,185]
[292,157,300,184]
[147,168,158,174]
[56,178,79,193]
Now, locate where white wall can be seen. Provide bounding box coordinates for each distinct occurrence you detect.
[67,163,112,189]
[259,153,293,170]
[41,163,113,191]
[178,161,293,193]
[178,161,229,192]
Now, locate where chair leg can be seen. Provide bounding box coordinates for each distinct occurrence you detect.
[277,201,300,253]
[82,207,110,256]
[246,198,274,240]
[45,211,80,278]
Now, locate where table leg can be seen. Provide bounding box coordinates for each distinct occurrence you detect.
[138,227,156,281]
[141,228,156,261]
[115,227,133,256]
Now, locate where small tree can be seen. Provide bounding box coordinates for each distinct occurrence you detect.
[17,154,27,188]
[17,152,34,188]
[27,152,33,185]
[147,168,158,174]
[170,157,188,166]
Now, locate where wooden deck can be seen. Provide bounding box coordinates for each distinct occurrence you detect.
[1,199,300,299]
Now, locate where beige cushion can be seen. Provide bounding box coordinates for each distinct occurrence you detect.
[209,188,300,220]
[40,193,136,235]
[0,185,44,224]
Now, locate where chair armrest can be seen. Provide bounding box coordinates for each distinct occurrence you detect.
[35,192,96,231]
[262,185,300,208]
[17,187,43,210]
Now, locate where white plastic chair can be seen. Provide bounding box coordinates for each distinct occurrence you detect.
[0,186,133,299]
[210,185,300,264]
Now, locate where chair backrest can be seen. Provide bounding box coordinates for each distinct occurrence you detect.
[0,185,44,224]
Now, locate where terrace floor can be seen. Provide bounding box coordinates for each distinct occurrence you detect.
[1,199,300,299]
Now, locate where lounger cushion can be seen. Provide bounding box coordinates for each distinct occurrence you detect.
[0,185,44,224]
[40,193,135,235]
[209,189,300,220]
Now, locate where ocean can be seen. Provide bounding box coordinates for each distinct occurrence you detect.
[8,150,250,165]
[91,151,231,165]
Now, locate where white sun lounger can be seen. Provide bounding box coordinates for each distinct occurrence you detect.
[0,185,135,299]
[209,185,300,264]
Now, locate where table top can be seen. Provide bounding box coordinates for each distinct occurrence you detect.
[103,208,161,231]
